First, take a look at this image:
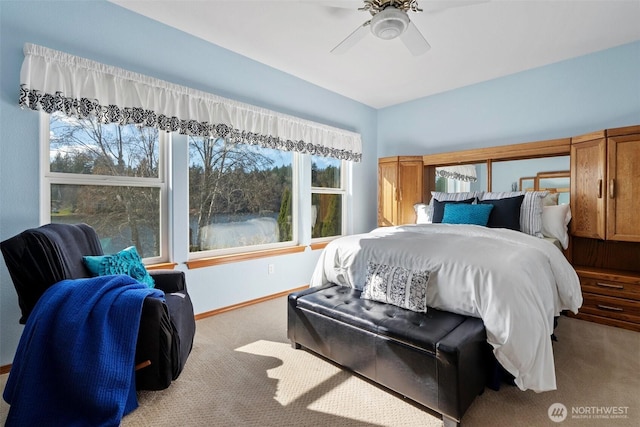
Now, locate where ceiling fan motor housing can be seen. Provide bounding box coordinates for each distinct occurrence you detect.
[370,7,410,40]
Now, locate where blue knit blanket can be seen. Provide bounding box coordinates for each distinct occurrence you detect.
[3,274,164,426]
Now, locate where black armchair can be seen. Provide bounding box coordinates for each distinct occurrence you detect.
[1,223,196,391]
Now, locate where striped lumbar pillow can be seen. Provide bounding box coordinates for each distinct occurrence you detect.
[481,191,549,237]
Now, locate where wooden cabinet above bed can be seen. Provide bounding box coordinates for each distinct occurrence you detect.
[570,125,640,241]
[378,156,423,226]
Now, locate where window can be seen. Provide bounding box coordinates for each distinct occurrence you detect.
[42,112,166,262]
[435,177,471,193]
[311,155,345,240]
[188,136,296,256]
[42,115,351,264]
[435,165,477,193]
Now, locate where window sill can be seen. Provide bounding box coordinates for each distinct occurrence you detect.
[147,262,178,270]
[309,241,331,251]
[186,245,307,269]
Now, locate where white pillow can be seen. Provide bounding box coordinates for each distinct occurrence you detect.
[414,203,430,224]
[542,204,572,249]
[481,191,548,237]
[542,192,559,206]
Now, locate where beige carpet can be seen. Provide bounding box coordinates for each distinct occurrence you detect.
[2,296,639,426]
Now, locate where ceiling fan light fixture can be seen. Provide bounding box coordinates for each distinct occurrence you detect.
[370,7,409,40]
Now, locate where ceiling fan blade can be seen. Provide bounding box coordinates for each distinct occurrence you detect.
[399,21,431,56]
[422,0,490,15]
[330,21,371,54]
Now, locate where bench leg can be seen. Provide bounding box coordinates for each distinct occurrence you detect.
[443,415,459,427]
[291,341,301,349]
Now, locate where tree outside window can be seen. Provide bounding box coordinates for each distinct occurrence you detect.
[311,156,344,239]
[45,112,164,259]
[45,114,350,260]
[188,136,294,254]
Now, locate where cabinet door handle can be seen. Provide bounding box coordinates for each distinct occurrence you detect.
[596,282,624,290]
[609,179,615,198]
[597,304,623,312]
[597,179,603,198]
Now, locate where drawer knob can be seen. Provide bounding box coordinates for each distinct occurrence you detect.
[596,282,624,290]
[597,304,624,312]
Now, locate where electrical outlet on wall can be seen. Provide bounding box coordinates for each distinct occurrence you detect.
[268,264,275,274]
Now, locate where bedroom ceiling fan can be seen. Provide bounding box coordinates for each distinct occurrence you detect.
[331,0,431,56]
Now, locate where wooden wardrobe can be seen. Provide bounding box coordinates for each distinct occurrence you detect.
[570,125,640,331]
[377,156,423,226]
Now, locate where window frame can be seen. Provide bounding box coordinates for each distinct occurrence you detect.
[446,178,471,193]
[310,157,347,243]
[40,111,353,267]
[39,112,169,264]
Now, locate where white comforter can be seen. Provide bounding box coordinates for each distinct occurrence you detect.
[310,224,582,392]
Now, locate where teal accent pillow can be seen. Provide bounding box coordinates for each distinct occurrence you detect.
[442,203,493,226]
[432,197,475,223]
[83,246,155,288]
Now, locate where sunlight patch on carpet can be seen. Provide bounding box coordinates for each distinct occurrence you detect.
[235,340,440,426]
[235,340,344,406]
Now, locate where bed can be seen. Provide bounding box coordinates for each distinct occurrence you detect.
[309,223,582,393]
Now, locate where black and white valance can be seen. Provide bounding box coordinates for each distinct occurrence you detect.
[19,43,362,162]
[435,165,478,182]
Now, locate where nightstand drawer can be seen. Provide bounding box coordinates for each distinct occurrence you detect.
[579,277,640,301]
[580,293,640,324]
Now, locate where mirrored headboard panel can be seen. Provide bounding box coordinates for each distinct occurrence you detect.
[422,137,571,200]
[491,156,570,193]
[537,170,570,204]
[434,163,487,193]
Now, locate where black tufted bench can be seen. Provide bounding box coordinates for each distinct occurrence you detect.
[287,283,491,427]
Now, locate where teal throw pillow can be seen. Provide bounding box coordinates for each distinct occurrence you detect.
[83,246,155,288]
[442,203,494,226]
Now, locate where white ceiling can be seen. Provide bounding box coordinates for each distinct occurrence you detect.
[110,0,640,109]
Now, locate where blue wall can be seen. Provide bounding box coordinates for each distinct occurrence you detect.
[1,0,639,367]
[378,41,640,156]
[0,0,377,366]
